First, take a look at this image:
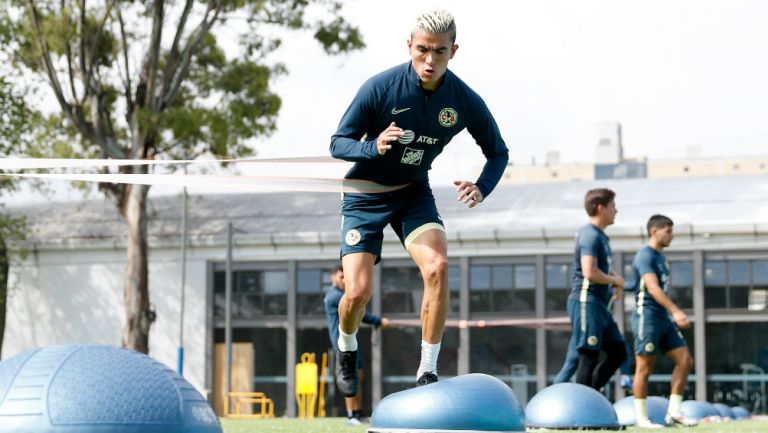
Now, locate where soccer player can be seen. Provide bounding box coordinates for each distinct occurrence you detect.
[629,215,697,428]
[329,9,508,397]
[324,264,388,425]
[568,188,627,390]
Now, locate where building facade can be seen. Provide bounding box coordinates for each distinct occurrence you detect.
[5,175,768,417]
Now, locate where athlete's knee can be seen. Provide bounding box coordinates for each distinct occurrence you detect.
[635,359,654,377]
[679,351,694,371]
[420,254,448,285]
[343,283,372,306]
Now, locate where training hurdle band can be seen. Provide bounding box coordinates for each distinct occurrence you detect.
[388,317,570,331]
[0,156,414,194]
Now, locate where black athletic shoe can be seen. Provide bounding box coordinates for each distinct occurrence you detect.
[335,350,358,397]
[416,371,438,386]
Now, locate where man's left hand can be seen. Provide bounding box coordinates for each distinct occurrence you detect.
[453,180,484,208]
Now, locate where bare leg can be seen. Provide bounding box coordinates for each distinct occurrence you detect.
[338,253,376,335]
[633,354,656,399]
[407,229,449,344]
[666,346,694,395]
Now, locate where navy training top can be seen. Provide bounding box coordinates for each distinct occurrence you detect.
[324,285,382,352]
[330,62,509,198]
[630,245,671,318]
[569,223,614,306]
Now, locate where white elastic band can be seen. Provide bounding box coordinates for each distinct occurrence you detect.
[0,155,343,170]
[6,172,408,194]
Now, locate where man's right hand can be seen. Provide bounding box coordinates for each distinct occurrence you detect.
[376,122,403,155]
[610,272,625,289]
[671,309,691,329]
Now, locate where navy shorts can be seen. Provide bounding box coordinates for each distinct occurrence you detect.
[567,298,625,351]
[340,181,444,263]
[631,312,687,355]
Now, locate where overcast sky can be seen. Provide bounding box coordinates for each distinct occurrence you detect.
[251,0,768,176]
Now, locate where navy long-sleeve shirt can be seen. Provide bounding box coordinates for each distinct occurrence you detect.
[330,62,509,198]
[324,285,382,352]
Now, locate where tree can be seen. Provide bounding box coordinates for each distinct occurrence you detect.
[0,77,36,356]
[0,0,364,353]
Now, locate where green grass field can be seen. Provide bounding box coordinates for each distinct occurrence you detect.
[221,417,767,433]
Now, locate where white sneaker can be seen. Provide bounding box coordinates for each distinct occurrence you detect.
[346,417,362,426]
[665,412,698,427]
[637,417,664,429]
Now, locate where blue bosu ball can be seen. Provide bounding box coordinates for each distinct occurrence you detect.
[525,383,619,429]
[369,373,525,432]
[613,396,669,426]
[712,402,735,419]
[0,344,221,433]
[730,406,751,420]
[680,400,719,421]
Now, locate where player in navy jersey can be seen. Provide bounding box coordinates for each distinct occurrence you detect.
[567,188,627,391]
[329,9,508,397]
[629,215,696,428]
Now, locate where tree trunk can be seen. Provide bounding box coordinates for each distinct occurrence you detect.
[0,235,8,358]
[120,182,152,353]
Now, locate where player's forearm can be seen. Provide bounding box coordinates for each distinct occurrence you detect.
[474,151,509,198]
[647,285,682,313]
[584,269,620,286]
[330,137,380,161]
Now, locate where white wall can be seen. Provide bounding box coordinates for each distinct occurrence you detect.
[4,243,214,395]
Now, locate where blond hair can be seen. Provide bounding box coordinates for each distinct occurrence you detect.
[413,9,456,43]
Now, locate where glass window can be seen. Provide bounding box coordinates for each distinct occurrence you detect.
[728,261,750,286]
[470,265,491,290]
[382,264,460,314]
[297,268,331,315]
[705,259,768,311]
[515,265,536,289]
[753,261,768,285]
[491,265,513,290]
[706,322,768,412]
[704,260,727,309]
[471,262,536,313]
[669,261,693,309]
[382,266,423,314]
[448,265,461,312]
[213,269,288,317]
[545,262,571,313]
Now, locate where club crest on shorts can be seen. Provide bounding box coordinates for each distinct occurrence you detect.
[645,342,655,353]
[587,336,599,346]
[438,107,458,127]
[401,147,424,165]
[345,229,361,246]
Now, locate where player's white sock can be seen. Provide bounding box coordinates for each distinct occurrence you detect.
[634,398,649,420]
[668,394,684,416]
[337,325,358,352]
[416,340,441,379]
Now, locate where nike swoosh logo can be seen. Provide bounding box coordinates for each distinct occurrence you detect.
[391,107,411,115]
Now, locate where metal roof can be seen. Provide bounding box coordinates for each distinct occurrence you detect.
[8,175,768,246]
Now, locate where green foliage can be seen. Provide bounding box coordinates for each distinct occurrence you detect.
[0,77,42,192]
[0,0,365,168]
